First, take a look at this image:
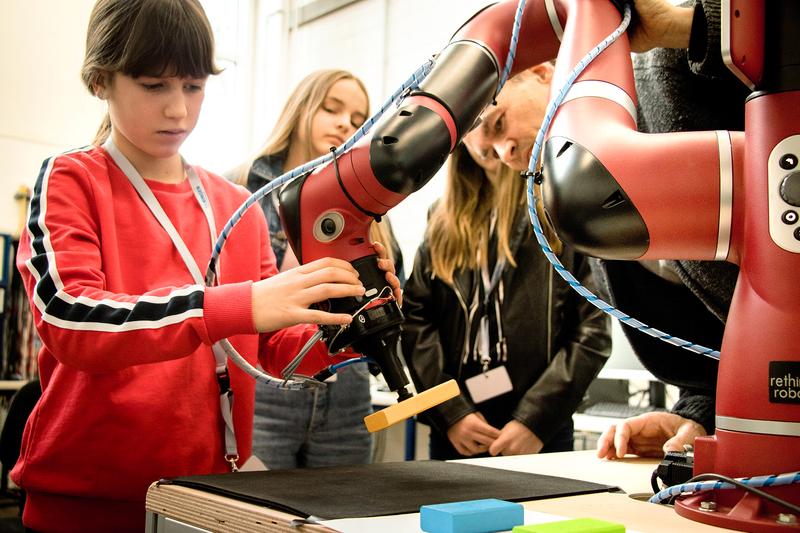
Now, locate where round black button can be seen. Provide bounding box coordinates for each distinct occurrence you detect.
[780,153,798,170]
[783,210,799,224]
[321,217,337,236]
[795,227,800,241]
[780,172,800,207]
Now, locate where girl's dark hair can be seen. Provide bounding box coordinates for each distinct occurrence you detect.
[82,0,221,143]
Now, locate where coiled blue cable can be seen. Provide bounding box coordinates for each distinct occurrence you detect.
[650,471,800,506]
[518,3,720,360]
[497,0,527,93]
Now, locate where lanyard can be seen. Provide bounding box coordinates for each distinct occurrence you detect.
[476,212,507,372]
[104,139,240,472]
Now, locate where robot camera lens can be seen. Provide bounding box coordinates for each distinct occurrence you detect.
[321,218,337,235]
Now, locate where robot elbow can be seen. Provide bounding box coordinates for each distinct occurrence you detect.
[542,136,649,260]
[369,103,453,195]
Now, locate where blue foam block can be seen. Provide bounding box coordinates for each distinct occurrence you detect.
[420,498,525,533]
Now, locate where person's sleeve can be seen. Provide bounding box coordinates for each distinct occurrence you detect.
[17,154,255,373]
[400,242,475,434]
[512,254,611,441]
[671,388,715,435]
[687,0,725,77]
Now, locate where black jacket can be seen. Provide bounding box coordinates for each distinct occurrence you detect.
[401,211,611,443]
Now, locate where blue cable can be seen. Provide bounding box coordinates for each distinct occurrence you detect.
[330,356,375,373]
[514,3,720,360]
[650,471,800,506]
[496,0,527,94]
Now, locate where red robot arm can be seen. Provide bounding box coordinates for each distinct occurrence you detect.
[542,1,745,262]
[277,0,565,398]
[544,2,800,529]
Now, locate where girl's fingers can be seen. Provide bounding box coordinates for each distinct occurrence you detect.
[297,257,359,276]
[299,266,362,288]
[301,283,366,304]
[376,256,395,275]
[472,431,497,446]
[373,241,387,258]
[299,309,354,326]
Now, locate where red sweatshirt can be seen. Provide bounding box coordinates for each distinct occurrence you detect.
[14,146,337,532]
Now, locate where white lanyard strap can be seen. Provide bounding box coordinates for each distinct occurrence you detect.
[104,140,215,283]
[477,258,506,372]
[480,211,506,302]
[476,213,507,372]
[104,139,239,470]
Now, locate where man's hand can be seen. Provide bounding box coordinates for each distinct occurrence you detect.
[628,0,694,53]
[596,411,707,459]
[488,420,544,456]
[447,412,501,457]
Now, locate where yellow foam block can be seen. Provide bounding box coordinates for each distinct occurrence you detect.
[364,379,460,433]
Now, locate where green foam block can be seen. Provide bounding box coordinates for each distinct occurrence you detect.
[513,517,625,533]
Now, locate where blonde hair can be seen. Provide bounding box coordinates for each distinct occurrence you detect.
[82,0,221,145]
[246,69,396,263]
[240,70,369,181]
[428,144,559,284]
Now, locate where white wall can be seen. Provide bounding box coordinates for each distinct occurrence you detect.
[0,0,256,238]
[0,0,103,236]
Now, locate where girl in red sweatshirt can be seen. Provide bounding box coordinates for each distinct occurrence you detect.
[13,1,398,531]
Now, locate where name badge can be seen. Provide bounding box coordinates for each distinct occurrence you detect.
[464,365,513,404]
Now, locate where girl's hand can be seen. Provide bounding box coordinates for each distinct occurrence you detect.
[488,420,543,456]
[447,412,501,457]
[251,257,364,332]
[373,241,403,306]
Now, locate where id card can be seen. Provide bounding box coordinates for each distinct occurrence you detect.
[464,365,513,404]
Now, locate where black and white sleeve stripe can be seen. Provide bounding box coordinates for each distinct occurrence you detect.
[24,150,206,332]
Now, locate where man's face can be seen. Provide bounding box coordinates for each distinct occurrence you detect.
[462,128,501,176]
[469,65,552,172]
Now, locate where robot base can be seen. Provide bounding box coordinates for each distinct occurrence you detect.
[674,431,800,531]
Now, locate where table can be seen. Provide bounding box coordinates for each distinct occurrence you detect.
[145,450,732,532]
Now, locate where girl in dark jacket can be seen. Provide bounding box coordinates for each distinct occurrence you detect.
[401,139,611,460]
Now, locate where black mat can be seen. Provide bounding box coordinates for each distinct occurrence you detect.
[162,460,619,520]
